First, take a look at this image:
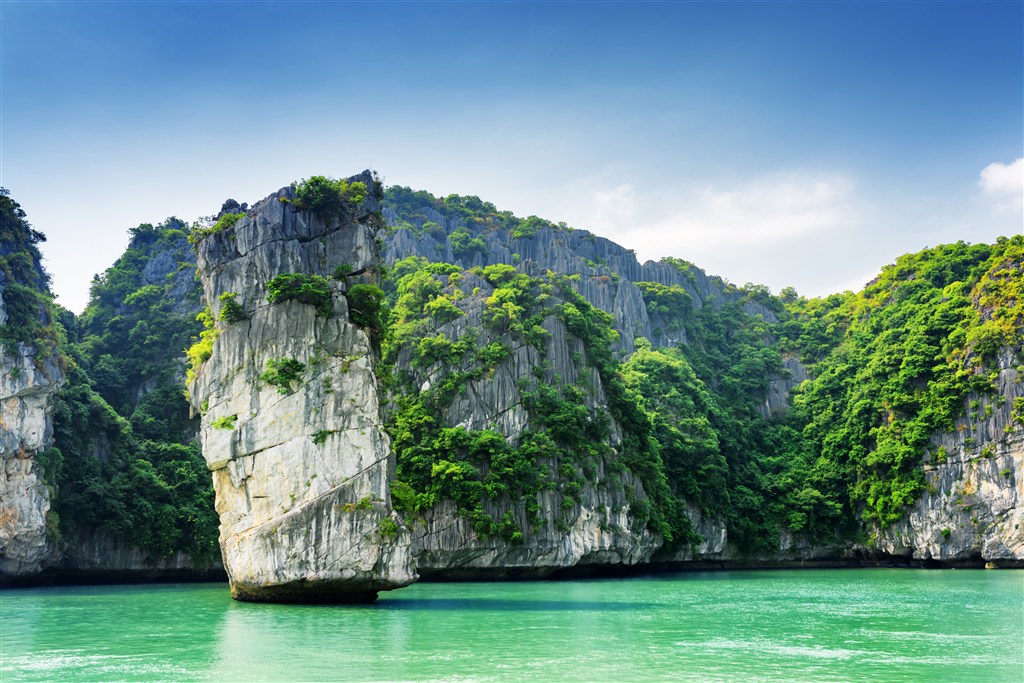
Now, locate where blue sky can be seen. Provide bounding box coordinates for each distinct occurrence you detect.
[4,0,1022,313]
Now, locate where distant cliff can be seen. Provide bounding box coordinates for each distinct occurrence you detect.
[380,187,1023,569]
[1,205,219,584]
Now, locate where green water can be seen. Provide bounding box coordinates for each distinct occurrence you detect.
[1,570,1021,682]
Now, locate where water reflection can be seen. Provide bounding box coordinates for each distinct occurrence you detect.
[374,597,658,611]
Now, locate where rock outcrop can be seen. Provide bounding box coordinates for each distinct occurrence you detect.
[394,276,663,576]
[872,349,1023,566]
[188,173,416,601]
[0,340,62,575]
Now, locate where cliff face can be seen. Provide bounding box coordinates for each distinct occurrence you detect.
[872,349,1023,566]
[382,208,727,356]
[188,174,416,601]
[0,192,65,577]
[381,197,783,572]
[0,338,62,575]
[382,192,1023,571]
[4,181,1020,586]
[384,265,663,576]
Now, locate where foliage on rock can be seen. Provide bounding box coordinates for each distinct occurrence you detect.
[267,273,333,317]
[291,175,368,222]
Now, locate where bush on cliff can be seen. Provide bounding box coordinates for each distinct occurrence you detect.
[267,273,333,317]
[292,176,368,222]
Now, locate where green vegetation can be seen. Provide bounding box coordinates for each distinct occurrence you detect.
[382,186,572,260]
[218,292,248,323]
[267,273,333,317]
[80,219,204,413]
[311,430,334,446]
[345,284,386,348]
[211,414,237,430]
[381,258,694,545]
[377,517,400,538]
[291,176,368,222]
[40,360,218,562]
[337,497,375,513]
[185,307,217,386]
[260,357,307,395]
[384,187,1020,554]
[188,211,244,244]
[788,238,1023,527]
[2,191,217,563]
[5,180,1017,570]
[0,188,60,357]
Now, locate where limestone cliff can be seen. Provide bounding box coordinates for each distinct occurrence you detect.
[872,349,1023,566]
[0,192,64,577]
[382,206,727,355]
[384,265,663,576]
[0,338,62,575]
[187,173,416,601]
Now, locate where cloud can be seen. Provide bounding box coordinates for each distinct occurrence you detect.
[590,183,638,226]
[979,158,1024,211]
[562,171,860,260]
[655,173,859,248]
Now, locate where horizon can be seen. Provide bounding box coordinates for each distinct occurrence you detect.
[4,0,1021,313]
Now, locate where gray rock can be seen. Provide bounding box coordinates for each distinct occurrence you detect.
[0,342,63,576]
[188,171,417,602]
[871,349,1023,565]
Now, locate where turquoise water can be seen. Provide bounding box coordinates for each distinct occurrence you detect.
[1,570,1021,682]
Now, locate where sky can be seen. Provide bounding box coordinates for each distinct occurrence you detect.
[3,0,1022,314]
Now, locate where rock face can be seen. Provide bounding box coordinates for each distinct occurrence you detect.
[382,214,728,356]
[385,258,671,577]
[188,173,416,601]
[61,527,217,579]
[393,274,662,576]
[0,341,63,575]
[873,350,1024,566]
[381,205,755,574]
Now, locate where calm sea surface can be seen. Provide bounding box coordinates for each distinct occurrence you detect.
[1,569,1021,682]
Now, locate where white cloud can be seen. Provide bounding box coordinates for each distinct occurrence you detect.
[590,183,638,226]
[560,171,861,260]
[979,157,1024,211]
[548,170,869,297]
[653,173,859,249]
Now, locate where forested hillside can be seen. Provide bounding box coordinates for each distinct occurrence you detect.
[42,220,218,564]
[381,186,1022,562]
[2,205,218,574]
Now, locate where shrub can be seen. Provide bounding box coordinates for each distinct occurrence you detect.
[377,517,399,538]
[188,212,244,244]
[345,283,386,335]
[211,414,237,430]
[260,357,306,395]
[267,273,333,317]
[218,292,248,323]
[292,176,368,222]
[338,497,374,512]
[332,263,354,280]
[185,307,218,385]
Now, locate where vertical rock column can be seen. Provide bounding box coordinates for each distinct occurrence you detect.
[187,173,416,602]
